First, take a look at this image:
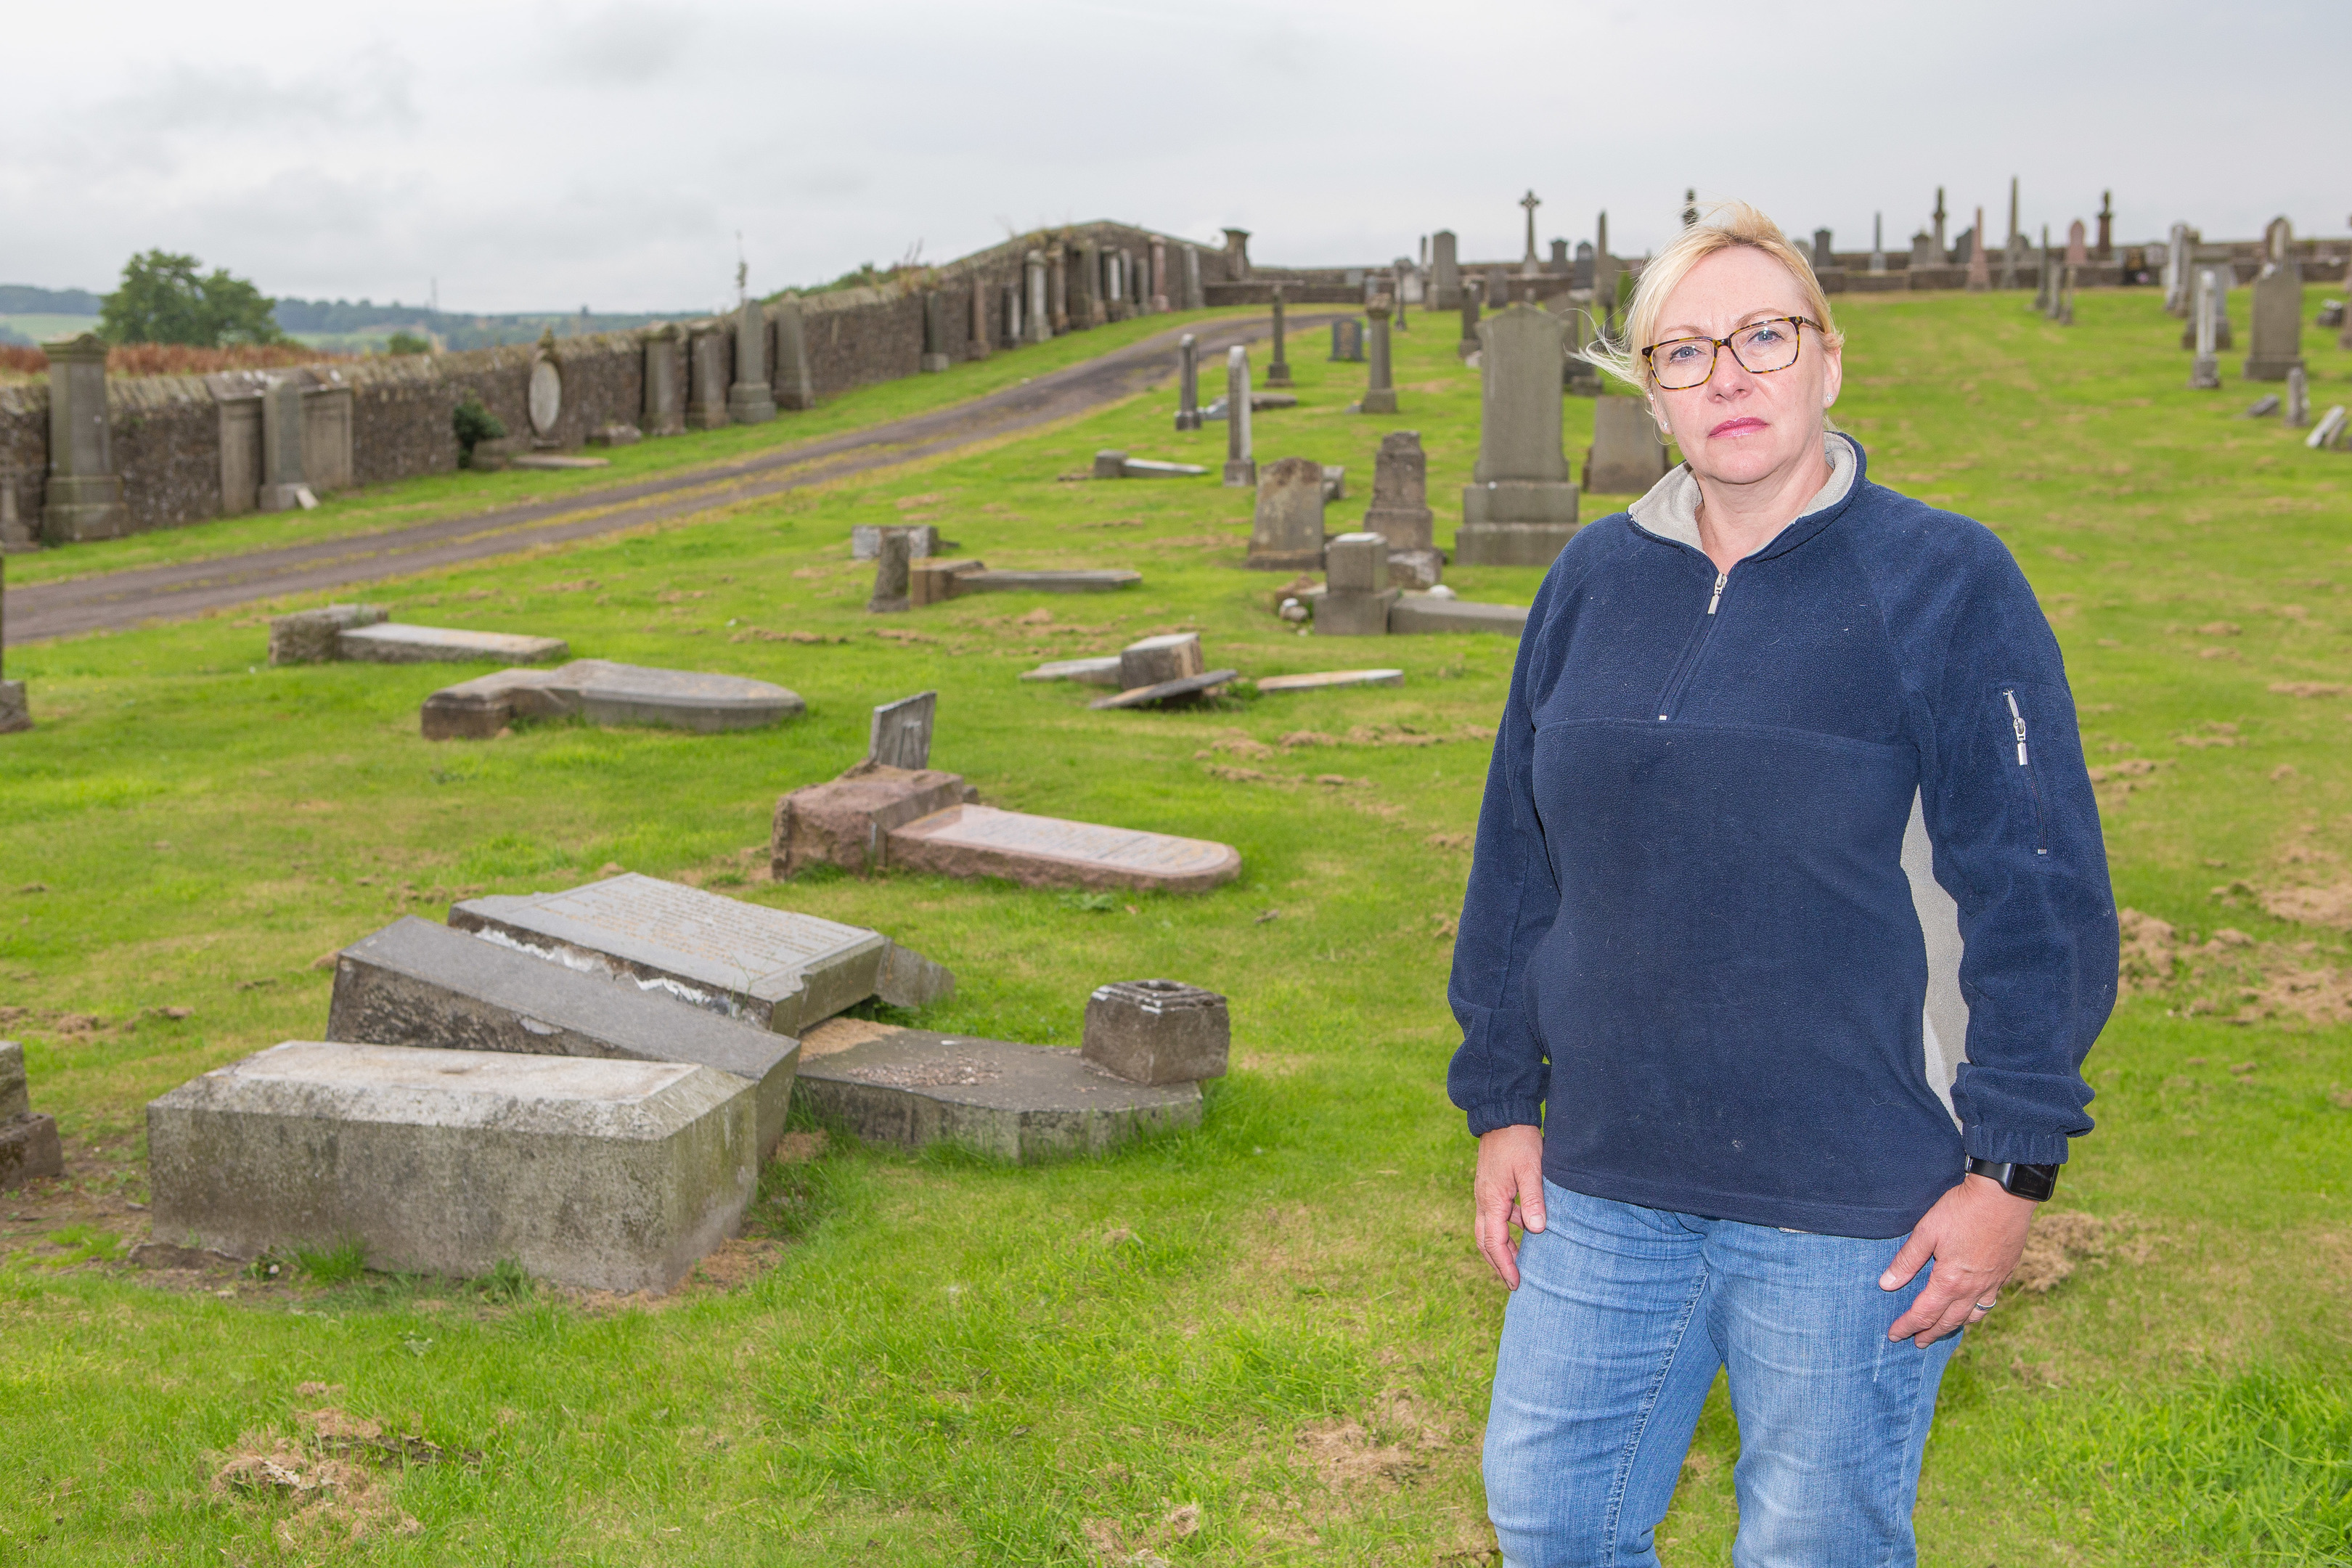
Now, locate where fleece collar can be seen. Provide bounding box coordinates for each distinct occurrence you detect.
[1628,431,1863,561]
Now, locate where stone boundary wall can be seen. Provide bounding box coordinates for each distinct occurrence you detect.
[0,219,1212,543]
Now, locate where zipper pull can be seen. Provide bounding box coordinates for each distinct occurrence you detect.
[2004,689,2030,766]
[1707,571,1728,615]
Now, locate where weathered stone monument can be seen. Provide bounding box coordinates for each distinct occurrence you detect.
[920,291,952,374]
[1586,397,1671,494]
[1175,334,1202,431]
[1330,319,1364,362]
[255,375,314,511]
[1,1040,62,1187]
[1024,252,1051,344]
[2164,223,2193,316]
[772,301,815,411]
[1265,286,1293,388]
[1363,430,1440,587]
[642,324,685,435]
[2243,218,2306,382]
[1316,533,1400,636]
[2182,266,2233,351]
[1431,229,1462,308]
[1048,248,1069,333]
[40,333,127,542]
[1487,266,1511,314]
[420,660,804,740]
[2287,366,2311,428]
[1967,210,1991,292]
[685,324,730,430]
[1223,346,1256,488]
[1459,279,1483,360]
[1248,457,1328,571]
[2066,219,2088,267]
[869,690,936,769]
[1360,298,1398,415]
[870,528,912,611]
[968,275,992,361]
[2190,269,2224,390]
[729,300,777,423]
[1457,304,1580,566]
[1183,244,1204,311]
[1151,236,1170,312]
[1082,981,1228,1086]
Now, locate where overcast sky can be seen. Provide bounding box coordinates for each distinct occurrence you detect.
[6,0,2347,314]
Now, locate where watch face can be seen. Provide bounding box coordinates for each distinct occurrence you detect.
[2009,1164,2058,1202]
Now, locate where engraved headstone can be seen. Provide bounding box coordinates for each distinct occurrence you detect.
[1249,456,1327,571]
[1431,229,1462,308]
[685,324,731,430]
[450,873,888,1037]
[1223,346,1256,488]
[337,623,568,665]
[885,806,1241,893]
[869,690,936,769]
[2066,219,2088,267]
[1364,429,1440,585]
[1458,304,1580,566]
[38,333,126,542]
[1329,319,1364,362]
[870,528,912,612]
[2243,217,2306,382]
[2190,268,2223,390]
[420,660,804,740]
[528,348,563,438]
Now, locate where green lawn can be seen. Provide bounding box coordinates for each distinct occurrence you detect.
[6,306,1256,591]
[2,285,2349,1565]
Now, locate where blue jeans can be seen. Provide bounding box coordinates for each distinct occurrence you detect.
[1484,1182,1959,1568]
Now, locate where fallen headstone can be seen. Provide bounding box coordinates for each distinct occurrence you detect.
[852,523,941,561]
[910,561,1142,603]
[1088,670,1241,710]
[889,804,1241,891]
[2244,394,2282,419]
[1,1040,63,1189]
[1389,592,1528,636]
[1316,533,1400,637]
[1082,980,1230,1085]
[1254,669,1405,693]
[422,660,804,740]
[338,624,571,665]
[869,690,936,769]
[1119,632,1205,690]
[793,1018,1200,1161]
[2308,407,2349,451]
[1118,458,1210,478]
[268,603,388,665]
[148,1040,756,1293]
[772,764,979,878]
[1019,656,1123,686]
[450,873,889,1036]
[327,916,801,1159]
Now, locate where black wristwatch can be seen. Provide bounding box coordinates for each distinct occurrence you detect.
[1966,1156,2059,1202]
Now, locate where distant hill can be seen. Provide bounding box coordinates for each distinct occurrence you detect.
[0,284,709,354]
[0,285,102,315]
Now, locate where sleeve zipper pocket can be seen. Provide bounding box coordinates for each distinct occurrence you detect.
[2003,688,2050,856]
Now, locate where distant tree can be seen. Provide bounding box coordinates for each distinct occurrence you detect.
[98,250,287,347]
[385,330,432,356]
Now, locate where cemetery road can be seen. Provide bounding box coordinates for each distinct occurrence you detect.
[4,314,1340,646]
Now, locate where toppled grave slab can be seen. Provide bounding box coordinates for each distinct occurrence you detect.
[772,764,979,878]
[337,624,570,665]
[1256,669,1405,693]
[421,659,805,740]
[910,560,1143,604]
[269,604,389,665]
[147,1040,755,1293]
[327,916,801,1159]
[1092,449,1211,478]
[1083,632,1238,709]
[852,523,942,560]
[1019,656,1123,686]
[1388,592,1527,636]
[1088,671,1240,709]
[794,1018,1200,1160]
[1,1040,62,1189]
[449,873,890,1037]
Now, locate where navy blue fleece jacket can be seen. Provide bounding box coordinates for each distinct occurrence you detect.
[1445,436,2116,1238]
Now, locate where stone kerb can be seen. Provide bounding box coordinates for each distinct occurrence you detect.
[1458,304,1580,567]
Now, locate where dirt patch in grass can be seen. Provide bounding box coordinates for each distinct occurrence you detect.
[212,1403,475,1547]
[2258,879,2352,930]
[2012,1210,2168,1294]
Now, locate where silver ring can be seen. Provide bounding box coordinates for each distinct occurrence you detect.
[1974,1299,1998,1311]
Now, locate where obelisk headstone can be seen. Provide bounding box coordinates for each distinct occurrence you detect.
[1870,213,1886,274]
[1175,334,1201,432]
[1222,346,1255,489]
[1457,304,1580,566]
[1360,298,1398,415]
[39,333,127,542]
[1265,287,1293,388]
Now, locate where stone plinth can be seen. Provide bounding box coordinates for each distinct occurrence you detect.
[886,804,1241,893]
[450,873,886,1037]
[730,300,777,423]
[772,302,816,411]
[1316,532,1400,637]
[41,334,127,542]
[1082,980,1229,1085]
[1458,305,1579,567]
[1360,303,1397,415]
[1585,397,1672,494]
[772,765,979,878]
[420,660,803,740]
[793,1019,1199,1161]
[1249,456,1326,571]
[1389,593,1528,636]
[338,624,569,664]
[1118,632,1205,690]
[267,603,388,665]
[1,1040,62,1188]
[147,1041,756,1294]
[327,917,800,1160]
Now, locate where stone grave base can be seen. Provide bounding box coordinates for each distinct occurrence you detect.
[1019,656,1122,686]
[269,604,389,665]
[1388,548,1444,589]
[912,561,1143,604]
[1,1113,62,1188]
[794,1019,1200,1161]
[1256,669,1404,693]
[0,681,28,735]
[772,765,979,878]
[1454,521,1579,568]
[338,624,571,665]
[147,1042,756,1294]
[1246,548,1326,573]
[1315,589,1400,637]
[422,659,805,739]
[327,916,801,1159]
[729,384,779,423]
[1389,593,1528,636]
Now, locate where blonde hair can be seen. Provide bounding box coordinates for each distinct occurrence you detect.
[1582,200,1845,392]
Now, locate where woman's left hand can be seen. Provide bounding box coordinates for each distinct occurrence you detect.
[1878,1174,2038,1347]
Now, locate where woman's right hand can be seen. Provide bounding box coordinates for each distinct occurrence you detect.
[1474,1124,1547,1289]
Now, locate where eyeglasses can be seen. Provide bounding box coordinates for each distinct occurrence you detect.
[1641,317,1816,390]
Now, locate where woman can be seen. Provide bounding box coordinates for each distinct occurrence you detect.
[1446,202,2117,1565]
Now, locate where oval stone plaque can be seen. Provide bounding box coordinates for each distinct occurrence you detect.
[527,355,563,436]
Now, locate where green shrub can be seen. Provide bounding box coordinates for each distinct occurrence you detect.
[452,394,505,466]
[296,1238,368,1285]
[385,330,431,356]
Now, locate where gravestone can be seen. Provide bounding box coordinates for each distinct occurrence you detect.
[870,528,912,612]
[1070,241,1100,328]
[255,376,314,511]
[869,690,936,769]
[1118,632,1204,690]
[327,917,801,1159]
[1175,333,1201,430]
[527,338,563,444]
[1316,533,1400,636]
[1223,346,1256,488]
[1967,211,1990,293]
[1586,396,1671,494]
[920,290,951,374]
[2066,219,2088,267]
[1487,266,1511,313]
[1431,229,1461,308]
[2243,218,2305,381]
[1364,430,1440,587]
[1329,319,1364,362]
[38,334,126,542]
[685,324,731,430]
[1910,231,1937,270]
[1869,213,1885,273]
[420,660,804,740]
[1256,669,1403,693]
[1151,236,1169,312]
[792,1018,1200,1160]
[1089,670,1237,709]
[267,603,388,665]
[1003,282,1022,345]
[1024,252,1051,343]
[2189,269,2223,390]
[2163,223,2192,315]
[729,301,777,422]
[451,873,887,1037]
[912,565,1140,599]
[0,558,25,735]
[2181,267,2234,350]
[1,1040,62,1187]
[1458,279,1483,360]
[336,624,569,665]
[2286,366,2311,427]
[1389,592,1528,636]
[1082,980,1228,1085]
[2308,407,2349,450]
[1019,656,1122,686]
[1249,456,1327,571]
[773,766,977,878]
[1183,244,1204,311]
[886,805,1241,892]
[1049,248,1069,332]
[1457,304,1580,566]
[968,274,992,360]
[1812,229,1834,271]
[1593,213,1618,335]
[1360,300,1398,415]
[851,523,939,560]
[147,1040,756,1293]
[772,301,816,411]
[1116,458,1208,478]
[1265,287,1292,388]
[2245,394,2282,419]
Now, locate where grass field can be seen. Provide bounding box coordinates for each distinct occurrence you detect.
[3,284,2350,1565]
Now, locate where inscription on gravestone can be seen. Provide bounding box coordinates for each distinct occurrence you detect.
[886,806,1242,893]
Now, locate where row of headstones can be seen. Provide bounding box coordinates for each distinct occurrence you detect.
[2173,219,2311,389]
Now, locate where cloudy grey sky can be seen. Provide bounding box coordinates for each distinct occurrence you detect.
[7,0,2346,314]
